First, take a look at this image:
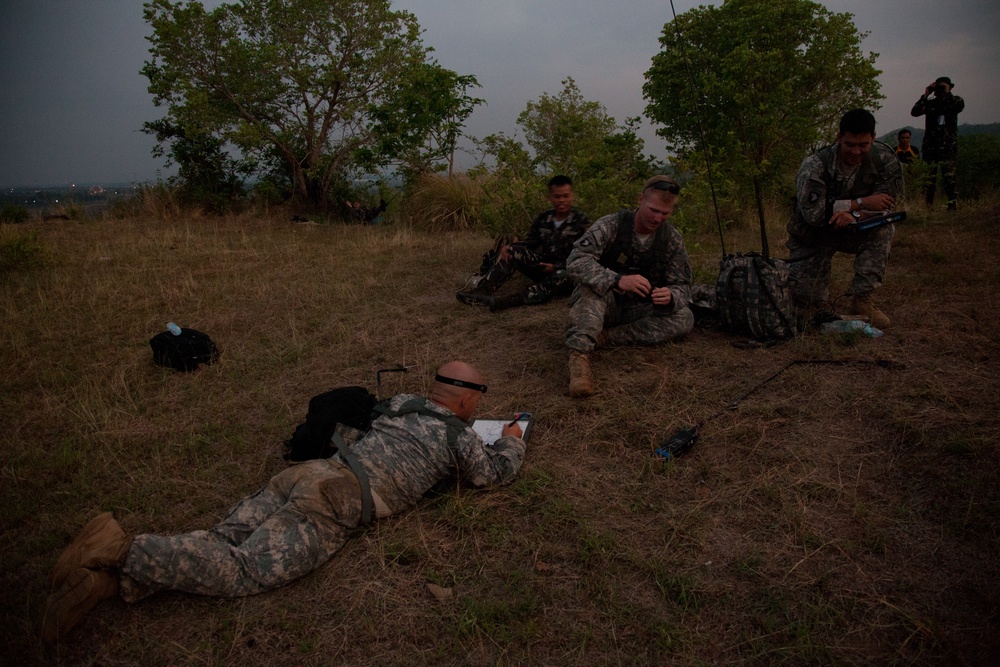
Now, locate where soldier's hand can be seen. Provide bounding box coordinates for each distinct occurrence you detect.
[499,245,513,261]
[830,211,855,230]
[861,194,894,211]
[617,274,651,297]
[501,423,522,439]
[651,287,673,306]
[538,262,556,273]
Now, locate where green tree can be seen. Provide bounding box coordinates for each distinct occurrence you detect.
[366,63,483,179]
[518,77,616,175]
[471,80,656,230]
[143,0,449,210]
[644,0,882,232]
[143,118,249,213]
[517,77,648,180]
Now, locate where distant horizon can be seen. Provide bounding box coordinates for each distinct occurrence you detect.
[3,121,997,192]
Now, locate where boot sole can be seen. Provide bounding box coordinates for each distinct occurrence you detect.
[41,568,117,643]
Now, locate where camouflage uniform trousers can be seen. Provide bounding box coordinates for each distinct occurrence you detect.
[565,284,695,353]
[481,245,572,304]
[922,149,958,205]
[785,224,894,310]
[119,459,362,602]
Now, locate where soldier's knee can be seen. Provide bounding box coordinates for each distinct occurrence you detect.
[649,306,694,340]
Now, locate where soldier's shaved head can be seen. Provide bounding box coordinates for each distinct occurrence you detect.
[430,361,486,421]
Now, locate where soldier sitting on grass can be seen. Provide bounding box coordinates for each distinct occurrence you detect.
[457,175,591,312]
[42,362,527,643]
[564,175,695,398]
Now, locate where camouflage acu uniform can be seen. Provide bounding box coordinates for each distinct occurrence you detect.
[478,208,591,304]
[785,141,903,311]
[119,394,525,602]
[911,91,965,205]
[565,211,694,352]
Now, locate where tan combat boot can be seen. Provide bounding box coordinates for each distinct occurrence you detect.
[568,350,594,398]
[41,566,120,643]
[49,513,131,592]
[849,293,890,329]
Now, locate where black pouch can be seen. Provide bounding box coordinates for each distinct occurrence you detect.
[150,328,220,371]
[284,386,379,461]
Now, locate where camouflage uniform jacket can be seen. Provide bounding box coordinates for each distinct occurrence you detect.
[787,141,903,244]
[911,93,965,156]
[566,210,692,313]
[344,394,526,516]
[517,207,592,269]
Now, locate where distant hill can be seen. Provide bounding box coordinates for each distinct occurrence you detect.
[879,123,1000,148]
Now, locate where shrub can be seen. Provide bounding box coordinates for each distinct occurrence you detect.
[47,202,86,220]
[0,204,30,223]
[957,134,1000,199]
[901,160,935,206]
[0,228,48,277]
[105,183,184,220]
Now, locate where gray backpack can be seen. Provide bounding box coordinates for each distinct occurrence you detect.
[716,252,798,341]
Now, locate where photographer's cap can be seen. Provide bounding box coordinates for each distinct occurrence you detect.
[935,76,954,87]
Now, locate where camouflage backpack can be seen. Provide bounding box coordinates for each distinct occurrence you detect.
[716,252,798,341]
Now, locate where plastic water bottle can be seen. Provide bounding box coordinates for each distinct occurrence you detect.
[819,319,883,338]
[166,322,182,336]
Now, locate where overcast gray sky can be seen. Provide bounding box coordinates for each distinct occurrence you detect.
[1,0,997,187]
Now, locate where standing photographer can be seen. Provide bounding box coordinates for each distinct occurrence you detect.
[911,76,965,210]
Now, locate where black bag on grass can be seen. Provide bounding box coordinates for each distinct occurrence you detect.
[284,386,378,461]
[716,253,798,341]
[150,327,220,371]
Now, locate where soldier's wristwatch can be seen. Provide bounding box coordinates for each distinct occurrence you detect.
[852,211,862,220]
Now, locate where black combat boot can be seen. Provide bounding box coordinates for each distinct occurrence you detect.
[489,292,525,312]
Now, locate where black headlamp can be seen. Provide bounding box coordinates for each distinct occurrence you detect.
[435,374,488,393]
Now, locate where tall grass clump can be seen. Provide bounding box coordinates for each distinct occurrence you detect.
[106,182,185,220]
[1,204,30,223]
[0,227,49,277]
[474,171,545,235]
[400,172,486,231]
[46,201,86,220]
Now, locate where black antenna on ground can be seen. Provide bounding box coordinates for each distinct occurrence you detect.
[656,359,904,461]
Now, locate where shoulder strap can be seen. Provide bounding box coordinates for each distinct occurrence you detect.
[817,144,839,222]
[599,210,637,272]
[333,433,373,526]
[340,398,471,526]
[372,398,466,449]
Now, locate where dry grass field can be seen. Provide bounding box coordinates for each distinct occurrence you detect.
[2,202,998,666]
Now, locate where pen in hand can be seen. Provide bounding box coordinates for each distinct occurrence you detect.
[506,412,525,428]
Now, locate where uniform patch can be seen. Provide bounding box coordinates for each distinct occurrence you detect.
[579,237,592,247]
[808,190,821,204]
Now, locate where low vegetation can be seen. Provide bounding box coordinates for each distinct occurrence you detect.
[2,198,998,665]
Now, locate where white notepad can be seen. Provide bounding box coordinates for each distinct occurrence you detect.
[470,413,533,444]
